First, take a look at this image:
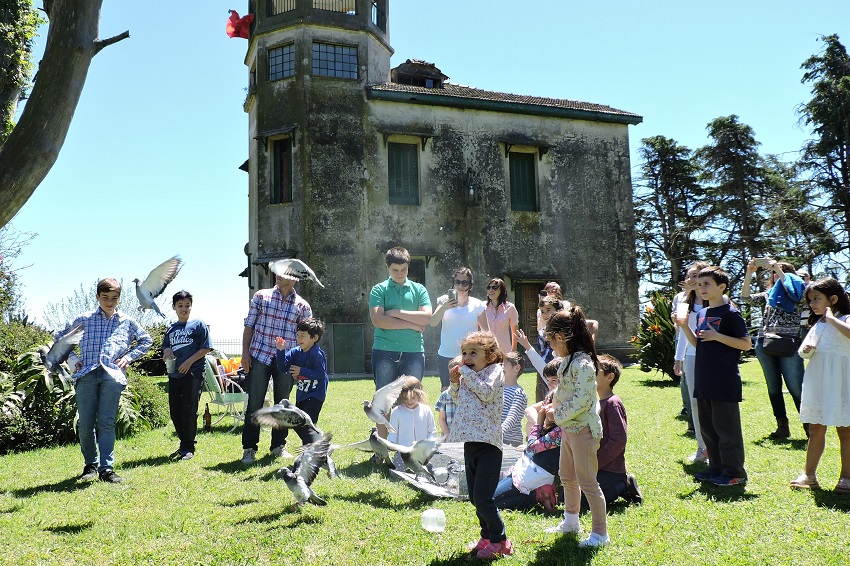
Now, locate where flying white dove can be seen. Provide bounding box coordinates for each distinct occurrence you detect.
[279,432,333,506]
[362,375,408,432]
[269,258,325,288]
[252,399,319,432]
[133,256,183,317]
[39,322,84,377]
[344,427,394,466]
[375,436,441,482]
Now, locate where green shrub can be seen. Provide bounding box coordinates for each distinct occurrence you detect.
[123,369,169,435]
[0,321,53,373]
[630,290,678,382]
[134,323,168,376]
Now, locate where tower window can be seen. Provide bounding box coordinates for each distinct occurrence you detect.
[269,45,295,81]
[509,151,538,211]
[312,42,358,79]
[271,138,293,204]
[388,142,419,205]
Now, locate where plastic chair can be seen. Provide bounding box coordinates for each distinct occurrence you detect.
[202,354,249,432]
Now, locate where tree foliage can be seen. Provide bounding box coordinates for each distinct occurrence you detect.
[0,0,44,144]
[798,33,850,266]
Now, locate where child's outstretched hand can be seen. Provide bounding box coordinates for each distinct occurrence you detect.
[514,328,531,350]
[275,336,286,351]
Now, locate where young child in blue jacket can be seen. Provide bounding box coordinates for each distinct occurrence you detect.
[275,318,328,442]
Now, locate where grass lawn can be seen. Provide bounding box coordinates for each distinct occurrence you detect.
[2,360,849,565]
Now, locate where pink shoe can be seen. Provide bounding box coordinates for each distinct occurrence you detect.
[467,538,489,552]
[477,539,514,559]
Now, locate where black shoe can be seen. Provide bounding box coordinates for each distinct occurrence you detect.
[80,464,98,481]
[622,473,643,505]
[99,469,124,483]
[169,449,182,460]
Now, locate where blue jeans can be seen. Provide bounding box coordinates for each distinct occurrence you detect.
[493,476,537,511]
[242,357,293,451]
[75,367,126,472]
[436,354,453,389]
[372,349,425,389]
[754,336,804,420]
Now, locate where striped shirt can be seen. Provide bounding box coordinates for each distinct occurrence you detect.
[501,384,527,447]
[57,308,152,386]
[244,286,312,365]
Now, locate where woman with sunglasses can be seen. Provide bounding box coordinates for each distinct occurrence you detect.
[430,267,489,389]
[485,278,519,354]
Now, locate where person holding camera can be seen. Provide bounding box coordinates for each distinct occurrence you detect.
[741,257,807,439]
[430,267,489,389]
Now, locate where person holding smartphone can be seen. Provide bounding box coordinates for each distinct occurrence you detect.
[430,267,489,389]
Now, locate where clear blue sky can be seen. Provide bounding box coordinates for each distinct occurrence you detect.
[10,0,850,340]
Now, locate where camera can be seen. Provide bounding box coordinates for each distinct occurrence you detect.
[448,289,458,302]
[753,257,770,268]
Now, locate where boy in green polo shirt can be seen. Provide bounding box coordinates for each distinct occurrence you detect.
[369,246,432,437]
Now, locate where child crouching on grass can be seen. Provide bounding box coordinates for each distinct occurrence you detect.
[447,331,511,560]
[544,307,609,548]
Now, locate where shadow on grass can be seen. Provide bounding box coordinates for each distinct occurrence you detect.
[0,502,23,514]
[43,521,94,535]
[273,513,324,530]
[677,482,759,503]
[11,476,92,499]
[527,533,599,566]
[336,459,392,479]
[119,455,173,470]
[204,460,252,474]
[636,378,679,389]
[812,490,850,512]
[752,436,808,451]
[218,498,259,507]
[334,489,396,509]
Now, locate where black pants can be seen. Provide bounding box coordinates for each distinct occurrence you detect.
[697,398,747,478]
[293,397,325,445]
[168,371,204,453]
[465,442,506,544]
[580,469,628,509]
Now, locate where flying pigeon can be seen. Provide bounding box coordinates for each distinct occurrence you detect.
[269,258,325,288]
[344,427,395,466]
[278,432,333,506]
[133,256,183,317]
[252,399,319,432]
[362,375,408,432]
[374,435,441,482]
[39,322,84,377]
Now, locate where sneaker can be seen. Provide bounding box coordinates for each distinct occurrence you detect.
[241,448,256,465]
[693,469,720,482]
[545,517,581,534]
[686,449,709,465]
[578,532,610,548]
[834,477,850,494]
[467,538,489,553]
[789,473,819,490]
[621,473,643,505]
[80,464,98,481]
[534,483,558,513]
[180,452,194,461]
[477,540,514,559]
[98,469,124,483]
[270,446,293,459]
[710,474,746,487]
[169,449,182,460]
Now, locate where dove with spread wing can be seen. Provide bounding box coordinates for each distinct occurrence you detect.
[269,258,324,288]
[40,322,84,378]
[133,256,183,317]
[279,432,333,506]
[362,375,408,432]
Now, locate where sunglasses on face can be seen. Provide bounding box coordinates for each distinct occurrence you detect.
[486,285,500,290]
[453,279,471,287]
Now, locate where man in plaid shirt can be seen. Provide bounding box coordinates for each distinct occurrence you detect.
[240,266,312,464]
[56,278,152,484]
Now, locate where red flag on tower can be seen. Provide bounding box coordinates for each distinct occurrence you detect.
[226,10,254,39]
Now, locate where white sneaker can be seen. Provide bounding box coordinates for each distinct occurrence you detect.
[545,518,581,534]
[579,532,610,548]
[270,446,293,459]
[686,449,709,465]
[241,448,256,465]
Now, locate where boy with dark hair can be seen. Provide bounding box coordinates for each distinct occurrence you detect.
[57,277,153,483]
[368,246,432,438]
[275,317,328,441]
[162,290,212,461]
[676,266,753,487]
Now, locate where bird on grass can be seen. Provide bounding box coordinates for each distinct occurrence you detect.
[279,432,333,506]
[269,258,324,288]
[362,375,408,432]
[133,256,183,317]
[346,428,440,481]
[344,427,394,466]
[39,322,84,378]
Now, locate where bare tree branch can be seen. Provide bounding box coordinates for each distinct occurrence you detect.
[94,30,130,54]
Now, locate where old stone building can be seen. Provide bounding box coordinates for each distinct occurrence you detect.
[242,0,642,372]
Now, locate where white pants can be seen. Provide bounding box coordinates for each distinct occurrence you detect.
[685,355,705,452]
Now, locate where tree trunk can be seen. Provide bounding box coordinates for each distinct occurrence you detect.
[0,0,103,228]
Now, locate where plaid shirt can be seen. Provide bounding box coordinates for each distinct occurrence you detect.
[244,286,312,365]
[435,389,456,428]
[56,308,153,385]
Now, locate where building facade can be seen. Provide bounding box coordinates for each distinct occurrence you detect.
[243,0,642,372]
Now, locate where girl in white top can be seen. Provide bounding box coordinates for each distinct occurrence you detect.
[430,267,488,389]
[485,278,519,354]
[673,260,710,464]
[388,377,437,448]
[790,278,850,493]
